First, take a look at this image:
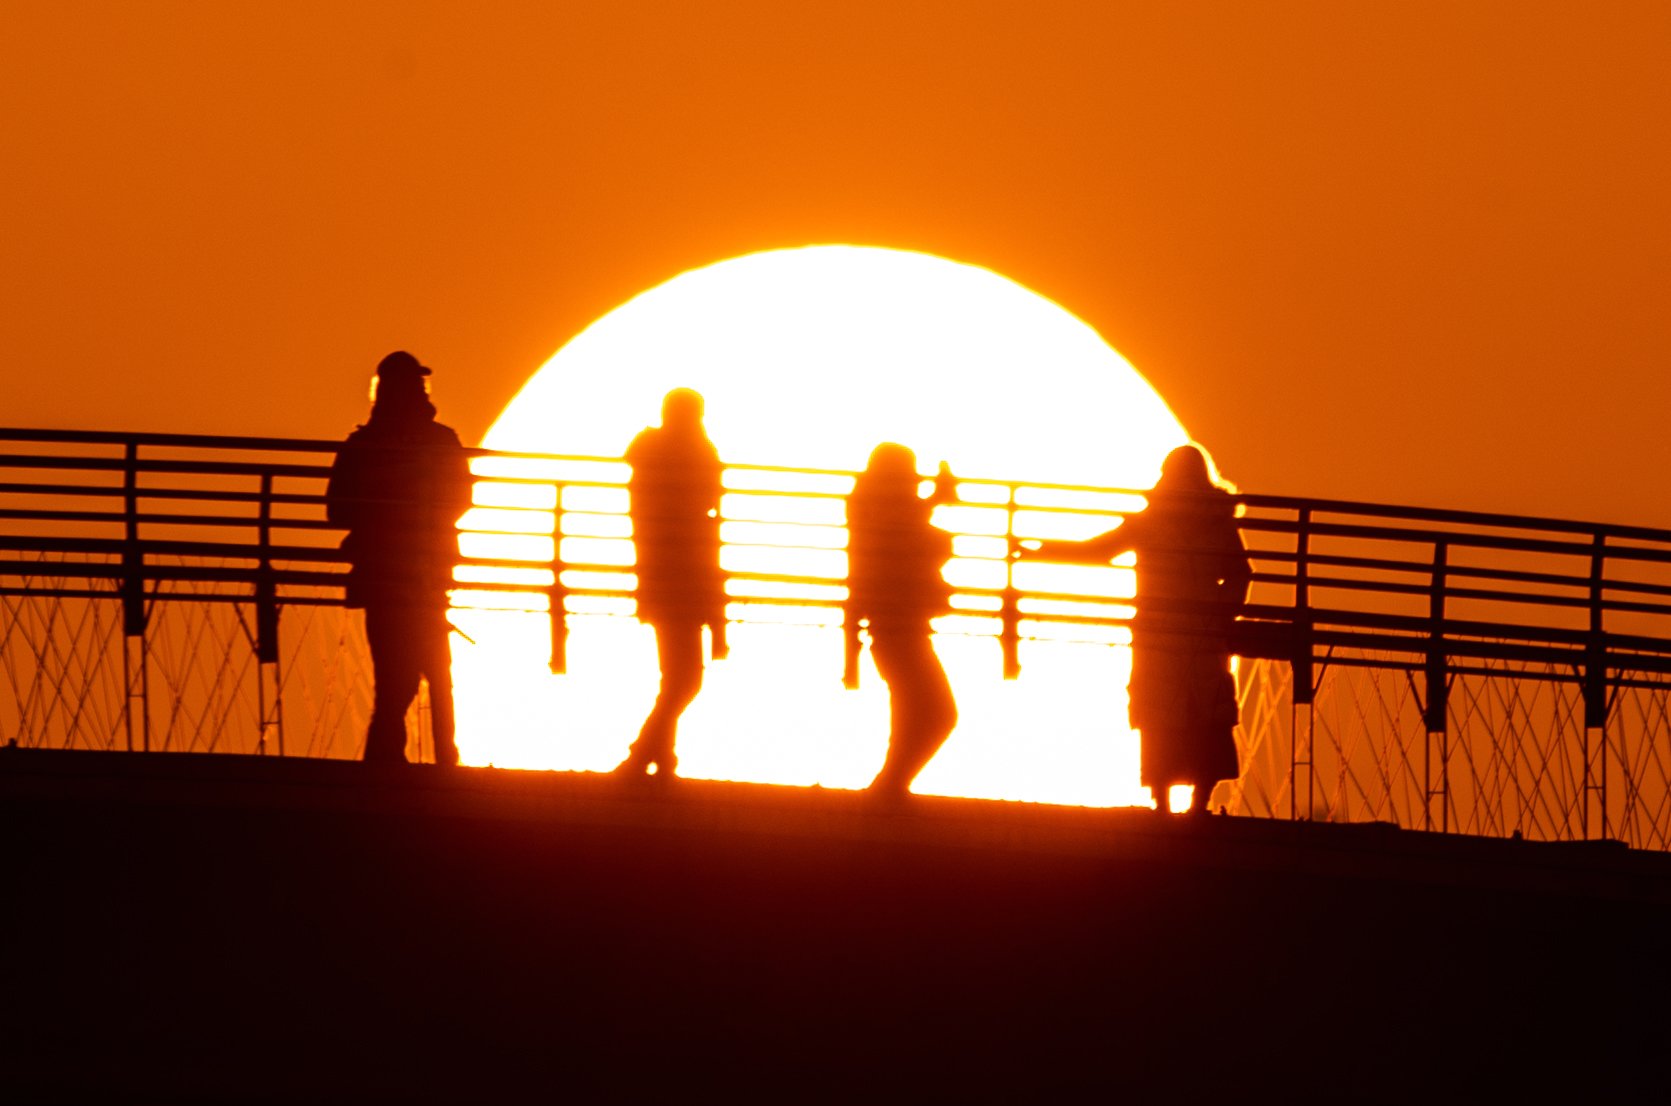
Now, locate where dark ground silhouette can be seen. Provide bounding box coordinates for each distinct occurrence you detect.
[325,351,473,765]
[619,388,726,779]
[2,748,1668,1103]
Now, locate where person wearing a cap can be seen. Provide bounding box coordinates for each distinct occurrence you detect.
[325,351,473,765]
[618,388,728,780]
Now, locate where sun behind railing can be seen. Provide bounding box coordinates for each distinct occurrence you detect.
[453,450,1152,670]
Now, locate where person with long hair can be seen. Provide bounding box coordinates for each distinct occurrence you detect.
[847,442,959,798]
[1027,445,1250,814]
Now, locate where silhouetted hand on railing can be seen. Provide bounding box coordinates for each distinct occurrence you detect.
[931,461,958,506]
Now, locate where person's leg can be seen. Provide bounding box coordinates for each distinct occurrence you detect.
[870,631,957,796]
[422,607,459,766]
[623,626,665,773]
[624,620,704,775]
[1143,727,1185,814]
[868,633,908,794]
[898,636,957,785]
[364,603,421,764]
[1184,774,1221,815]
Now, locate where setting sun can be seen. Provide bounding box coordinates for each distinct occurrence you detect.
[450,246,1192,806]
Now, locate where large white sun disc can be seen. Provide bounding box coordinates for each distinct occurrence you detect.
[458,245,1194,807]
[487,246,1184,486]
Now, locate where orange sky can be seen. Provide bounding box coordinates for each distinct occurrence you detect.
[5,1,1669,525]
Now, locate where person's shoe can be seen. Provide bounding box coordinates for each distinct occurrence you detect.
[614,756,645,776]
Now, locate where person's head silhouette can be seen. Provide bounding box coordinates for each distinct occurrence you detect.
[1155,444,1216,495]
[864,442,919,494]
[661,388,705,432]
[370,351,435,421]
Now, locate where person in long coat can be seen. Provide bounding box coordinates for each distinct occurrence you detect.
[619,388,727,779]
[1029,445,1250,814]
[847,442,959,798]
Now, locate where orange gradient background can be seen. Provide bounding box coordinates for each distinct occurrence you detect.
[5,3,1669,531]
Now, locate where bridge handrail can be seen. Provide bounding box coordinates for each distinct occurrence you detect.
[6,426,1671,699]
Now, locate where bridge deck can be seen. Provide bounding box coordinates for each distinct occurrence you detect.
[4,748,1668,1100]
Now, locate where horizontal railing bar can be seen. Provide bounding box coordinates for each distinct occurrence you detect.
[0,427,345,452]
[0,508,320,529]
[7,426,1671,541]
[1251,569,1671,615]
[1249,548,1443,578]
[1240,491,1671,545]
[1242,514,1646,562]
[0,429,1159,498]
[1254,549,1618,596]
[464,472,624,489]
[8,428,1671,690]
[1250,562,1671,616]
[0,453,334,480]
[0,586,119,599]
[1245,602,1592,646]
[0,481,327,506]
[4,550,1671,625]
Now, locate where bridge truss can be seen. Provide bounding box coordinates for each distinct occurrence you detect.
[5,427,1671,848]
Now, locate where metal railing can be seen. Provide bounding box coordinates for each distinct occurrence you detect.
[7,427,1671,845]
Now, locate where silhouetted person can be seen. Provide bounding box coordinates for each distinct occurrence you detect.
[326,351,472,765]
[619,388,726,779]
[1027,445,1250,814]
[848,443,959,798]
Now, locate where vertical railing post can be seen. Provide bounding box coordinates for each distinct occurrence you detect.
[255,471,283,755]
[842,620,862,689]
[1582,530,1609,839]
[1424,539,1450,832]
[120,441,145,635]
[1291,507,1315,704]
[1290,507,1314,821]
[118,439,151,753]
[842,473,860,689]
[547,482,570,674]
[999,483,1021,680]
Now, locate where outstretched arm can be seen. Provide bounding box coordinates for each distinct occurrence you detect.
[1025,521,1136,565]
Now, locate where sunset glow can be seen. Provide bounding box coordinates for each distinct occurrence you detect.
[451,246,1192,806]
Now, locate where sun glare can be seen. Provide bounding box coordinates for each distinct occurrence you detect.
[451,246,1192,807]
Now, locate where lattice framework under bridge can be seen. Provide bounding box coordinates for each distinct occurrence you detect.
[5,427,1671,848]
